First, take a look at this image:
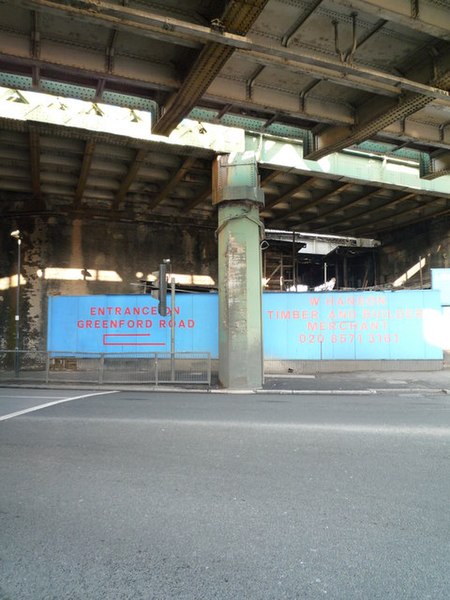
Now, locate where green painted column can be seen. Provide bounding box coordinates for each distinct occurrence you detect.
[214,153,264,389]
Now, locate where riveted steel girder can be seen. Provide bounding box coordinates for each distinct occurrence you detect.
[29,127,41,203]
[337,0,450,40]
[420,151,450,179]
[147,156,197,210]
[74,139,96,208]
[306,72,450,161]
[152,0,270,136]
[11,0,450,105]
[248,133,450,197]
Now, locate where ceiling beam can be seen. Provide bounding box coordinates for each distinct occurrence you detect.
[152,43,235,136]
[331,192,416,232]
[264,177,316,212]
[30,10,40,88]
[350,197,449,235]
[336,0,450,40]
[184,185,211,212]
[305,75,450,161]
[29,126,42,206]
[268,182,353,227]
[13,0,450,104]
[147,156,197,211]
[375,119,450,151]
[375,204,450,235]
[260,170,284,188]
[113,148,147,210]
[304,43,450,159]
[5,48,450,147]
[420,151,450,180]
[281,0,324,47]
[152,0,270,135]
[105,28,118,75]
[74,139,96,208]
[298,188,383,229]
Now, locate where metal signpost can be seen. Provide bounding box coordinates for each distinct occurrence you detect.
[10,229,22,377]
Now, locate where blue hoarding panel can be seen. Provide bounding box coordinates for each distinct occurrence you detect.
[48,294,219,356]
[432,269,450,306]
[261,290,443,360]
[48,290,443,360]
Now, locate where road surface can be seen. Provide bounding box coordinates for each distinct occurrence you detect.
[1,388,449,599]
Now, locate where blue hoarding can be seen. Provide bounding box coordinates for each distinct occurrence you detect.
[263,290,443,360]
[48,294,219,356]
[48,290,443,360]
[431,268,450,306]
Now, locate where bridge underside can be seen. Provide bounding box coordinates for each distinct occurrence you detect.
[0,0,449,237]
[1,0,450,386]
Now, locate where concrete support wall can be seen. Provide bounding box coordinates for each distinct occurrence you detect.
[0,215,217,351]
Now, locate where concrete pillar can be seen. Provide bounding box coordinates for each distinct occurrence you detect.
[214,153,265,389]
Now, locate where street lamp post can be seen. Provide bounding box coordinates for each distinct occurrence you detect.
[10,230,22,377]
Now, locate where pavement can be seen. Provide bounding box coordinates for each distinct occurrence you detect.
[262,368,450,394]
[2,367,450,394]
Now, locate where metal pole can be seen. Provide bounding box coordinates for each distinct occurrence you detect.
[45,352,50,384]
[170,276,175,382]
[14,237,21,378]
[99,354,104,384]
[292,231,296,289]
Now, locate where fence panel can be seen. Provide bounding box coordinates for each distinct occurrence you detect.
[0,351,211,386]
[0,350,48,382]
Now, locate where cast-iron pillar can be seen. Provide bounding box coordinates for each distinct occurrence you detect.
[213,153,265,389]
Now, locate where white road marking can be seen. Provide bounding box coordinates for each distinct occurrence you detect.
[0,390,118,422]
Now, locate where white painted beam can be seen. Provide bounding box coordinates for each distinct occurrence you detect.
[247,133,450,197]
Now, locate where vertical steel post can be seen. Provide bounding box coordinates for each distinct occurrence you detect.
[292,231,296,290]
[45,352,50,384]
[170,276,176,382]
[11,233,22,378]
[207,352,211,386]
[99,354,104,384]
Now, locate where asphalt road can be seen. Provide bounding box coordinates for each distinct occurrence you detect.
[1,388,449,600]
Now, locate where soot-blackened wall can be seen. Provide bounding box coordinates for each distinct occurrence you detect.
[0,215,217,350]
[378,217,450,289]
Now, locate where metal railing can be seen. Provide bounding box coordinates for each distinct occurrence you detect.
[0,350,211,386]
